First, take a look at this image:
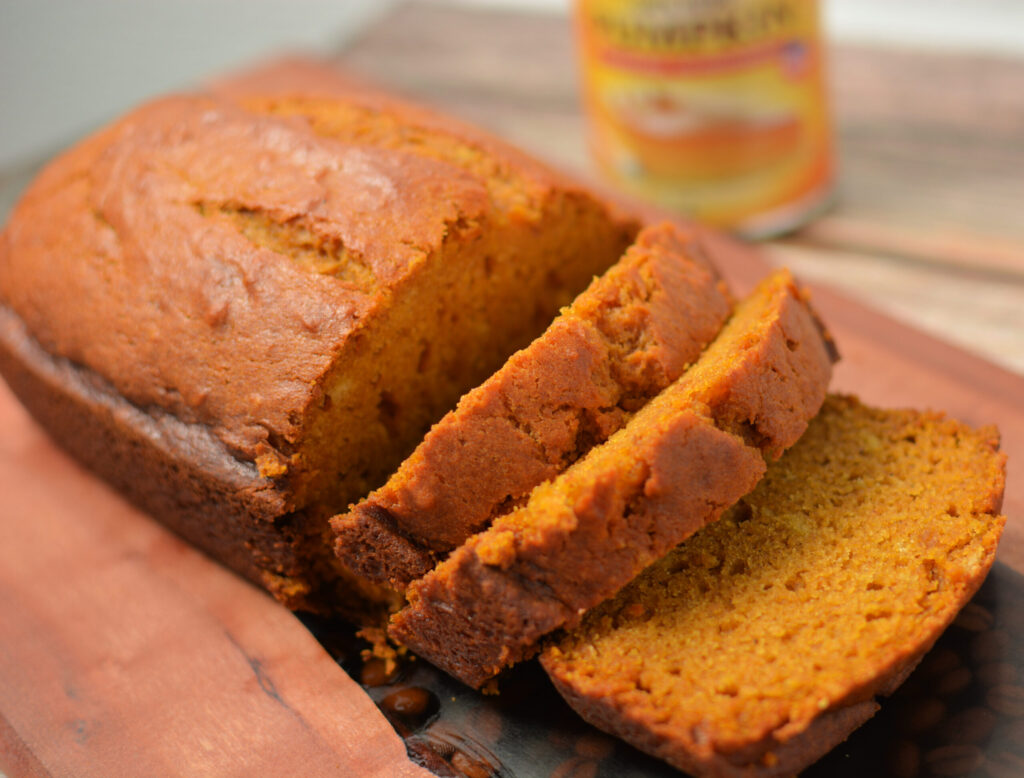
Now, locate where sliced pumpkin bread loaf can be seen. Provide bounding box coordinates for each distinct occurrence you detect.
[331,223,733,590]
[0,83,637,612]
[542,394,1007,778]
[389,268,836,688]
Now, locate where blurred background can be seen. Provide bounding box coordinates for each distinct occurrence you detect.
[3,0,1024,171]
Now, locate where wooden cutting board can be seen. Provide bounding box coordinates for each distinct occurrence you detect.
[2,39,1023,778]
[0,381,433,778]
[1,223,1020,777]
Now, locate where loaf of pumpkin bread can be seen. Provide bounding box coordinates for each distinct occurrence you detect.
[390,269,836,687]
[331,222,733,590]
[0,81,637,613]
[542,395,1006,778]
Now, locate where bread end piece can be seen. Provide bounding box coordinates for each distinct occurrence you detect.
[542,394,1006,778]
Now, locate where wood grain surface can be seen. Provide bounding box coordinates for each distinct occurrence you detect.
[1,4,1022,777]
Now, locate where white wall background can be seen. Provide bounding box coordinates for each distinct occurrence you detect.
[436,0,1024,55]
[2,0,1022,171]
[0,0,397,171]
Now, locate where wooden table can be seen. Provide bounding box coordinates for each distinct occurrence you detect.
[1,5,1023,777]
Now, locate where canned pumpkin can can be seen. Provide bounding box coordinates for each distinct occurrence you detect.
[575,0,834,236]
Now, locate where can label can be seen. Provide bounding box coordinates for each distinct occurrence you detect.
[575,0,833,234]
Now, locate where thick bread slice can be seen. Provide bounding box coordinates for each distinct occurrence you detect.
[389,269,835,687]
[542,395,1006,778]
[331,223,733,590]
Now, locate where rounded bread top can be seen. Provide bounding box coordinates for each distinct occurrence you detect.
[0,92,492,461]
[209,57,586,203]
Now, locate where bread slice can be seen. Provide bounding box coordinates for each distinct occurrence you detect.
[331,223,733,590]
[0,84,636,611]
[389,269,835,687]
[542,395,1006,778]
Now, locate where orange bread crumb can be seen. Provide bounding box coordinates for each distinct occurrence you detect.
[390,269,834,688]
[331,223,733,589]
[542,394,1006,778]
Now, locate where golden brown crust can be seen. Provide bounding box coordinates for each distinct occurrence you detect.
[331,223,733,589]
[0,93,488,465]
[546,670,880,778]
[389,269,835,688]
[541,395,1007,778]
[209,57,584,200]
[0,71,637,611]
[0,301,302,598]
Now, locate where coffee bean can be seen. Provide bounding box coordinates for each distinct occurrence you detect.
[936,706,996,745]
[906,697,947,733]
[361,658,400,687]
[886,739,920,778]
[986,684,1024,717]
[920,648,962,678]
[922,743,983,776]
[971,630,1011,663]
[383,686,432,716]
[404,738,460,777]
[380,686,439,733]
[936,667,973,697]
[953,603,995,632]
[976,662,1018,688]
